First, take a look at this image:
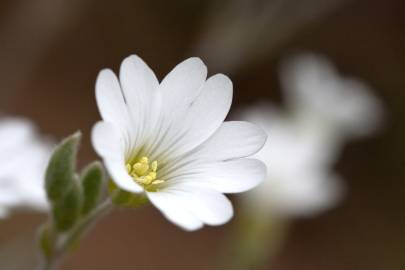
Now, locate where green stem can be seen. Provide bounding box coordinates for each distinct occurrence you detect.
[37,198,113,270]
[218,211,289,270]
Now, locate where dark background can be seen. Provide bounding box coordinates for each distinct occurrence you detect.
[0,0,404,269]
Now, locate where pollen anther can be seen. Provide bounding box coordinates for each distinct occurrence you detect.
[126,156,163,188]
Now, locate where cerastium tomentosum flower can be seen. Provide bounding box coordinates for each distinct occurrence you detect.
[92,55,267,230]
[0,117,52,218]
[239,104,344,218]
[36,54,267,270]
[219,54,383,270]
[240,54,383,218]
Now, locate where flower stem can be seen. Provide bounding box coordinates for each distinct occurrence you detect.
[217,212,289,270]
[37,198,114,270]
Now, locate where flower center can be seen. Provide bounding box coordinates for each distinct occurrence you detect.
[126,157,164,188]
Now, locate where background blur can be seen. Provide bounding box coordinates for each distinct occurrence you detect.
[0,0,404,269]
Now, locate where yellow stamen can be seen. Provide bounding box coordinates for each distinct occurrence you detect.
[151,180,164,185]
[151,161,158,172]
[148,171,156,179]
[126,156,164,190]
[133,162,149,176]
[126,164,132,173]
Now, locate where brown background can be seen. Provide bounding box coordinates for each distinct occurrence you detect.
[0,0,404,269]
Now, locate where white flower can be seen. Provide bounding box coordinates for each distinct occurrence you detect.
[240,53,383,218]
[240,105,343,217]
[0,117,52,218]
[92,55,267,230]
[280,53,383,139]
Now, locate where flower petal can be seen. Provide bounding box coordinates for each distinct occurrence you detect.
[0,118,34,152]
[105,160,143,193]
[95,69,130,131]
[147,191,204,231]
[154,74,233,160]
[143,57,207,158]
[281,54,383,137]
[193,121,267,161]
[92,121,143,193]
[159,57,207,115]
[261,172,344,217]
[167,158,266,194]
[164,185,234,226]
[91,121,124,160]
[119,55,160,146]
[202,158,266,193]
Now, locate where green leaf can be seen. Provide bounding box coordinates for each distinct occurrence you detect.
[80,161,104,216]
[53,179,83,232]
[37,223,54,259]
[45,132,81,202]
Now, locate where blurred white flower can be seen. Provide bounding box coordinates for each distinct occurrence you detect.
[0,117,52,218]
[240,53,383,218]
[280,54,383,139]
[241,105,343,217]
[92,55,267,231]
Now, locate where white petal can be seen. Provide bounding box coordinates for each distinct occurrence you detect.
[95,69,130,131]
[204,158,266,193]
[179,74,233,150]
[163,184,234,226]
[105,160,143,193]
[92,121,143,193]
[160,57,207,115]
[147,191,203,231]
[0,117,52,214]
[168,159,266,194]
[146,58,206,151]
[119,55,160,144]
[142,57,207,158]
[0,118,34,152]
[193,121,267,161]
[155,74,233,160]
[0,186,21,205]
[91,121,123,160]
[157,121,265,179]
[0,121,37,167]
[262,172,344,217]
[281,54,383,137]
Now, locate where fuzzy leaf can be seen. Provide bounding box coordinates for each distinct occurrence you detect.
[38,223,54,259]
[45,132,81,202]
[53,179,83,232]
[80,161,104,216]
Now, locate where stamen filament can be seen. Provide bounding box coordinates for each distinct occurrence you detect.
[126,156,164,189]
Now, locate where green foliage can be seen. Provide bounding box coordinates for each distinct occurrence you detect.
[80,162,104,216]
[45,132,81,202]
[38,132,114,268]
[38,223,54,259]
[45,132,84,232]
[52,179,83,232]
